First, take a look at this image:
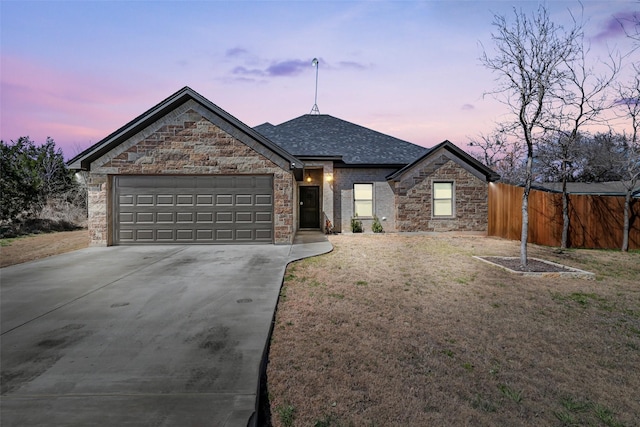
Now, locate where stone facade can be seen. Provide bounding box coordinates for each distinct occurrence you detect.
[394,156,489,232]
[87,106,295,246]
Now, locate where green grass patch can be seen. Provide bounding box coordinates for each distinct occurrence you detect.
[553,396,625,427]
[471,394,498,413]
[279,285,288,302]
[276,404,296,427]
[442,349,454,358]
[0,238,17,247]
[313,414,339,427]
[498,384,522,403]
[308,279,325,288]
[551,291,614,311]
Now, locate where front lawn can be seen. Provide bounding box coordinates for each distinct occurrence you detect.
[266,234,640,426]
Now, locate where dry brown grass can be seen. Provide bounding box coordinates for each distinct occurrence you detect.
[266,234,640,427]
[0,229,90,268]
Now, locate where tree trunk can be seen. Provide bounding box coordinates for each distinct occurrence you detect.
[622,189,631,252]
[521,189,529,266]
[520,155,533,267]
[561,171,569,249]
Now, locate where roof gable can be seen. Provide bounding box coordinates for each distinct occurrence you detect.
[68,87,301,171]
[387,140,500,182]
[254,114,428,165]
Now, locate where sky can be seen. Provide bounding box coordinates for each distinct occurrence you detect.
[1,0,638,159]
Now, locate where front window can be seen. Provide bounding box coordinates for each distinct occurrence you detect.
[433,182,454,217]
[354,183,373,217]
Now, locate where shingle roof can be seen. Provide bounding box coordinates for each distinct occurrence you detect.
[254,114,428,165]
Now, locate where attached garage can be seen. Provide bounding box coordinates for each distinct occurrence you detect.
[68,87,302,246]
[114,175,274,244]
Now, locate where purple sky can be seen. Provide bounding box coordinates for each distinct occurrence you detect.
[1,1,637,159]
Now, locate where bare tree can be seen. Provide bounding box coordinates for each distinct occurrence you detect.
[481,5,582,266]
[615,69,640,251]
[549,35,621,249]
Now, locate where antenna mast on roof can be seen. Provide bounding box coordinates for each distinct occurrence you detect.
[310,58,320,114]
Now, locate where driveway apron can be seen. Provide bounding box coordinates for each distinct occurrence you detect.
[0,236,331,426]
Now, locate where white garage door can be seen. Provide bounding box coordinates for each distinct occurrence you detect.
[113,175,273,244]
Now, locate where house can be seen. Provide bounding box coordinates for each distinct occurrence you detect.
[68,87,499,246]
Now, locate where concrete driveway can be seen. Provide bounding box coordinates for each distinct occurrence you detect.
[1,233,331,426]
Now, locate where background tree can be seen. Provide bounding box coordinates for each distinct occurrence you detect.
[481,5,581,266]
[547,36,620,248]
[615,69,640,251]
[0,137,81,235]
[468,129,527,184]
[1,138,42,222]
[571,132,627,182]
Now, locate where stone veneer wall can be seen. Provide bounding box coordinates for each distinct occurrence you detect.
[87,108,294,246]
[395,158,489,232]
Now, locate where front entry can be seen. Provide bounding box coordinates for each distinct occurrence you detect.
[299,186,320,228]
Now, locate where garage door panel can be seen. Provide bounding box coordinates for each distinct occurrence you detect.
[176,212,194,223]
[236,229,253,240]
[235,195,252,205]
[119,195,134,205]
[176,230,194,241]
[119,230,135,241]
[136,195,154,206]
[255,212,272,223]
[157,195,174,205]
[136,212,154,223]
[196,230,214,241]
[255,194,272,205]
[254,175,272,188]
[135,229,155,241]
[196,195,214,206]
[157,212,174,223]
[256,229,272,240]
[176,195,194,206]
[196,212,213,222]
[119,212,134,223]
[216,212,233,223]
[216,229,233,240]
[114,175,274,244]
[156,229,175,241]
[235,212,253,223]
[216,195,233,206]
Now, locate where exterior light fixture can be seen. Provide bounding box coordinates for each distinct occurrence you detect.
[325,173,333,182]
[306,172,312,183]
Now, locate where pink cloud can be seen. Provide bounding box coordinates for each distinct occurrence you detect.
[0,55,163,158]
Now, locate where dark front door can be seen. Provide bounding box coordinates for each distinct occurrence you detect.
[299,186,320,228]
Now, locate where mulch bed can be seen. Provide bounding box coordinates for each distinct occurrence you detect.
[481,256,572,272]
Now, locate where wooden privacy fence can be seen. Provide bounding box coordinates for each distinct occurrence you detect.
[488,182,640,250]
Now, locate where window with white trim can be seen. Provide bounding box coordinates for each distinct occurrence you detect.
[433,182,454,217]
[353,183,373,217]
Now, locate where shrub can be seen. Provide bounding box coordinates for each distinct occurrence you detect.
[372,215,384,233]
[351,215,363,233]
